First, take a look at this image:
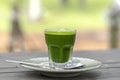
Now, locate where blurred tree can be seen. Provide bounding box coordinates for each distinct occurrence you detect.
[107,0,120,48]
[109,14,119,48]
[9,1,24,52]
[79,0,87,9]
[60,0,68,7]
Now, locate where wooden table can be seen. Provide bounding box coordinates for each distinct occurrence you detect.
[0,49,120,80]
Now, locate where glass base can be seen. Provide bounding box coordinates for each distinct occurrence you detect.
[49,62,68,69]
[49,58,84,70]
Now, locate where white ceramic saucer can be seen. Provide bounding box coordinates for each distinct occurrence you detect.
[21,57,102,77]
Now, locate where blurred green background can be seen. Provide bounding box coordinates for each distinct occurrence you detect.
[0,0,112,33]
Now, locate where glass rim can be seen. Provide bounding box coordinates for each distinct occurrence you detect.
[45,28,76,33]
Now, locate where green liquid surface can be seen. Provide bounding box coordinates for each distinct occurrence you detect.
[45,30,76,63]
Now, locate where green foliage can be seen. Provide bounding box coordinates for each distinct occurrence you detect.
[0,0,112,32]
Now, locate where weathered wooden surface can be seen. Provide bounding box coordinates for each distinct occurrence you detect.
[0,49,120,79]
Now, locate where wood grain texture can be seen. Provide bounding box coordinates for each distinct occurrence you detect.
[0,49,120,80]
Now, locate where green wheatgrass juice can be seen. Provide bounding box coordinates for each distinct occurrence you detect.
[45,28,76,63]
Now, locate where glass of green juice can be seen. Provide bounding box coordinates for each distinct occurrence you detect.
[45,28,76,69]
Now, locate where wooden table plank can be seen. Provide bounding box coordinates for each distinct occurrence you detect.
[0,49,120,80]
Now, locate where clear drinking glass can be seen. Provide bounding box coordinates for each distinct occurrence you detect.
[45,28,76,69]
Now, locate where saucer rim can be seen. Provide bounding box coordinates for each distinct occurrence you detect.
[21,57,102,73]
